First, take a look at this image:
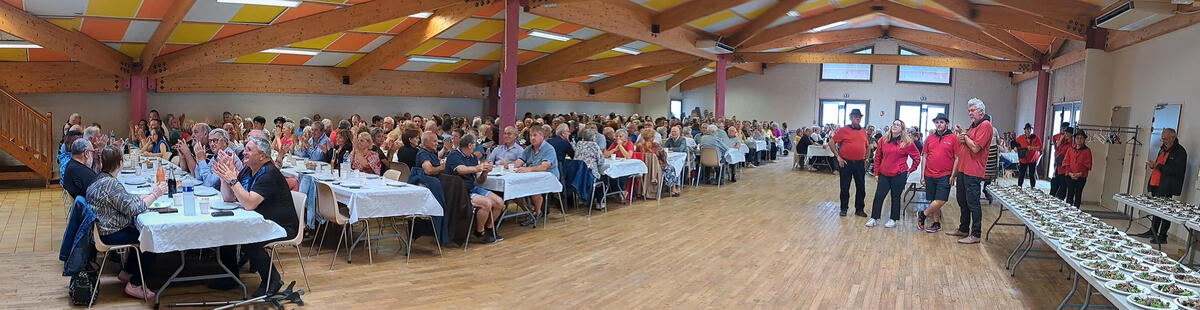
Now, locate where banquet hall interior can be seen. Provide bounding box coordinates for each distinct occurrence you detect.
[1,0,1199,308]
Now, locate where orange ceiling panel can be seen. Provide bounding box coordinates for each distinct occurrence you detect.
[326,32,379,52]
[425,40,476,57]
[271,54,314,65]
[136,0,172,19]
[28,48,71,62]
[274,2,338,23]
[80,18,131,42]
[212,24,260,40]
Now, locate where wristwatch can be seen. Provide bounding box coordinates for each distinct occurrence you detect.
[227,179,238,186]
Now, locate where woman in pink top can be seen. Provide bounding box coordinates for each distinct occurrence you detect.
[866,119,921,228]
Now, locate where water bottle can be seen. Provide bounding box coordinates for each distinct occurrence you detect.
[182,186,196,216]
[340,154,351,179]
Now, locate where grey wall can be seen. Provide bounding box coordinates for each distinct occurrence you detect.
[675,40,1019,133]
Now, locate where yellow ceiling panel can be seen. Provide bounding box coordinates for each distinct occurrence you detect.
[689,10,738,28]
[167,23,222,44]
[229,4,287,24]
[627,81,655,88]
[531,39,576,53]
[117,43,146,60]
[454,19,503,41]
[0,49,26,61]
[836,0,870,7]
[589,50,625,60]
[423,61,467,73]
[479,49,502,61]
[234,52,279,64]
[794,0,829,13]
[893,0,920,8]
[521,17,561,31]
[408,39,447,55]
[640,45,664,53]
[335,54,364,67]
[289,33,343,49]
[355,17,407,33]
[47,18,82,31]
[86,0,143,18]
[741,6,770,20]
[640,0,690,11]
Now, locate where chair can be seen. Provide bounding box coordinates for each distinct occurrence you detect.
[383,170,402,181]
[699,148,724,188]
[266,191,311,292]
[89,223,148,307]
[62,190,73,219]
[311,182,364,270]
[392,162,411,183]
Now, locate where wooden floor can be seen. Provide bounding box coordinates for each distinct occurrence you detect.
[0,158,1185,309]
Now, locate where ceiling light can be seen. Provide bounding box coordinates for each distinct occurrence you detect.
[216,0,301,8]
[408,12,433,19]
[700,67,714,73]
[808,21,847,33]
[786,11,801,17]
[262,47,319,56]
[0,41,41,49]
[588,74,609,78]
[408,55,461,63]
[528,29,572,41]
[611,46,642,55]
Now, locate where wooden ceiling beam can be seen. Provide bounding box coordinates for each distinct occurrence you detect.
[741,3,877,52]
[0,2,132,76]
[517,50,697,87]
[517,81,640,104]
[680,68,750,92]
[0,62,122,93]
[528,0,764,75]
[898,40,979,59]
[139,0,195,74]
[795,39,875,53]
[150,0,460,77]
[345,2,478,84]
[1011,71,1037,84]
[888,27,1022,60]
[664,61,711,90]
[743,27,884,52]
[518,33,634,86]
[981,27,1043,61]
[1107,12,1200,52]
[652,0,752,33]
[879,2,1029,60]
[157,63,484,98]
[972,5,1088,41]
[1048,48,1086,71]
[591,60,703,94]
[1046,37,1065,60]
[989,0,1099,20]
[731,52,1035,72]
[726,0,806,47]
[926,0,976,23]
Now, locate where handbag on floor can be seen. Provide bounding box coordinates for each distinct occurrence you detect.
[68,269,99,306]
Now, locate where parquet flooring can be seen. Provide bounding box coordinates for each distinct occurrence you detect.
[0,159,1184,309]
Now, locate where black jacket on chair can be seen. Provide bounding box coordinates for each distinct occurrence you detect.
[1149,143,1187,197]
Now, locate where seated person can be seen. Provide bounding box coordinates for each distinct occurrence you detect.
[395,129,421,169]
[546,124,575,161]
[636,130,680,197]
[195,129,243,188]
[514,127,559,226]
[299,121,332,162]
[604,129,635,159]
[59,129,84,177]
[140,127,171,159]
[572,129,603,180]
[487,126,523,165]
[210,137,299,296]
[445,134,505,243]
[63,138,97,198]
[416,131,445,177]
[350,132,382,175]
[323,129,353,166]
[662,126,687,153]
[86,146,167,300]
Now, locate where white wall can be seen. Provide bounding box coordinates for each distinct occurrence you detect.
[677,40,1018,132]
[1014,77,1038,130]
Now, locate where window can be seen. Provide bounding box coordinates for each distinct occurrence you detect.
[820,48,873,81]
[1049,102,1082,176]
[896,102,949,135]
[897,48,951,85]
[670,99,682,119]
[819,100,869,126]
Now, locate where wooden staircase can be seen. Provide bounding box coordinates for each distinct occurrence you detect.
[0,87,53,186]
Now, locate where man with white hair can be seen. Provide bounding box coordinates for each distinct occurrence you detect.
[196,128,242,188]
[697,124,730,184]
[62,139,97,198]
[546,123,575,162]
[947,98,993,244]
[300,121,332,161]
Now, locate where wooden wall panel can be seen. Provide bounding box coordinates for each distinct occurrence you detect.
[158,64,486,98]
[0,62,121,94]
[518,82,639,104]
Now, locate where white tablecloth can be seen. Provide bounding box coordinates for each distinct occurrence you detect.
[726,150,745,164]
[666,152,686,174]
[738,144,749,154]
[599,158,647,178]
[805,145,835,163]
[137,204,287,253]
[324,178,443,222]
[1000,152,1019,163]
[478,171,563,201]
[753,140,767,150]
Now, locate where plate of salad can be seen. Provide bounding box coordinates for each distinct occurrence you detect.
[1105,280,1147,296]
[1128,294,1177,309]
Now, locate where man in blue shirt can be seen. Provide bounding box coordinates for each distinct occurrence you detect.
[300,121,332,161]
[514,126,559,226]
[59,129,84,178]
[486,126,523,165]
[546,124,575,161]
[445,134,505,243]
[195,128,242,188]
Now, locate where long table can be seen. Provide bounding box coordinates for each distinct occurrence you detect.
[479,171,563,226]
[1113,194,1200,263]
[990,186,1194,310]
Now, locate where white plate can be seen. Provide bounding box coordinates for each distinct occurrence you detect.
[122,179,146,185]
[194,187,219,197]
[314,175,336,182]
[341,183,362,189]
[128,188,152,196]
[385,182,407,187]
[364,174,379,179]
[1106,280,1149,296]
[1128,293,1179,309]
[147,199,172,209]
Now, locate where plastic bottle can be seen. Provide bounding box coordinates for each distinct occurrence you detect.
[340,154,350,179]
[182,186,196,216]
[156,165,165,183]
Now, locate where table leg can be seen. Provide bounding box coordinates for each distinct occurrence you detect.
[159,248,248,307]
[1056,272,1078,310]
[1006,228,1030,270]
[1081,284,1093,308]
[1011,229,1036,277]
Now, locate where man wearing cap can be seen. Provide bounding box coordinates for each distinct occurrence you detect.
[1013,123,1042,188]
[918,113,957,233]
[1133,128,1187,244]
[947,98,992,244]
[830,109,869,217]
[1050,122,1073,198]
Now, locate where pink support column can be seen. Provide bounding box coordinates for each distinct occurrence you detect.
[714,54,730,119]
[127,72,150,121]
[1034,70,1050,137]
[498,0,519,128]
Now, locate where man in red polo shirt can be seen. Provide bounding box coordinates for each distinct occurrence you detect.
[830,109,869,217]
[947,98,993,244]
[1013,123,1042,188]
[918,113,958,232]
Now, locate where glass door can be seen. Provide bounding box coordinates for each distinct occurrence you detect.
[1049,102,1082,176]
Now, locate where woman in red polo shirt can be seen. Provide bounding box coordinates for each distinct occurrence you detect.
[1013,123,1042,188]
[866,119,921,228]
[1061,131,1092,207]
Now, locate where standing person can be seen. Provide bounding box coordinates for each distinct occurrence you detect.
[1013,123,1042,188]
[1061,131,1092,208]
[1133,128,1187,244]
[830,109,869,217]
[947,98,992,244]
[918,114,957,232]
[866,120,920,228]
[1050,123,1073,198]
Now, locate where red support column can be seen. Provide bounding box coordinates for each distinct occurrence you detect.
[127,72,150,122]
[498,0,519,128]
[715,54,729,119]
[1034,70,1050,137]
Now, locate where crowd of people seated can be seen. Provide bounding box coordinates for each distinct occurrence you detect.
[57,109,792,302]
